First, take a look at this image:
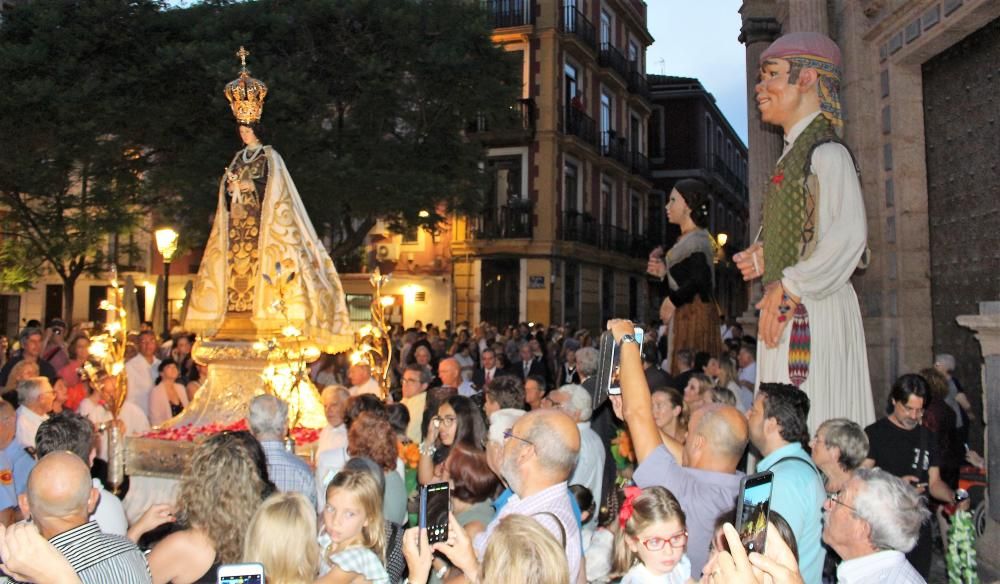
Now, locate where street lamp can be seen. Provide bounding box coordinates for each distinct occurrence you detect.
[155,227,180,337]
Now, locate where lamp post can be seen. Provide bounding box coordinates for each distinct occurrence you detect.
[154,228,179,338]
[716,233,728,318]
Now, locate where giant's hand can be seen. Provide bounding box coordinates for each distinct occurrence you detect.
[755,282,797,349]
[659,298,676,323]
[734,243,764,281]
[647,246,667,279]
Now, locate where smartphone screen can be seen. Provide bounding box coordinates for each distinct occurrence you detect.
[607,327,644,396]
[420,482,450,544]
[217,562,264,584]
[735,471,773,554]
[219,578,261,584]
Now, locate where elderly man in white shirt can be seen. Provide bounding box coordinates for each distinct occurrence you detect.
[125,331,161,418]
[347,363,381,398]
[316,384,349,456]
[546,383,604,529]
[823,468,928,583]
[14,377,54,449]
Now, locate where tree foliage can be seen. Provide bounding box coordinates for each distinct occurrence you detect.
[147,0,521,256]
[0,0,167,321]
[0,0,520,320]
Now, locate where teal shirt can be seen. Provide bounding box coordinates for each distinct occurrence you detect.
[758,442,826,584]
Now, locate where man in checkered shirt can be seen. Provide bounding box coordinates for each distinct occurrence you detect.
[247,395,316,509]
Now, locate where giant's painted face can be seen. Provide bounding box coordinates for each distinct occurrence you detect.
[755,58,802,127]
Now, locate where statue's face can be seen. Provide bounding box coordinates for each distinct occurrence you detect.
[755,58,800,126]
[239,125,258,146]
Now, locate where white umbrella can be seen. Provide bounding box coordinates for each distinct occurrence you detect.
[122,275,141,334]
[177,279,194,328]
[150,275,166,339]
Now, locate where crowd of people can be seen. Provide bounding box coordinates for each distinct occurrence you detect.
[0,310,985,584]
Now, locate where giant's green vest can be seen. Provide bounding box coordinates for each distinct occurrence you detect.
[761,114,840,284]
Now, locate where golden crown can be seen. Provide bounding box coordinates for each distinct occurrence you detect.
[224,46,268,125]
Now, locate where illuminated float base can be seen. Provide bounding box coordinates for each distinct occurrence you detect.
[125,336,326,478]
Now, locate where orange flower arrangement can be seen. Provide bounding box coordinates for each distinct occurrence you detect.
[398,441,421,469]
[614,429,635,462]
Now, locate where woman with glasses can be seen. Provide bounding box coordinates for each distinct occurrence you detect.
[417,395,487,485]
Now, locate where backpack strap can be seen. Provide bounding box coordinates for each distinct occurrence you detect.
[770,455,822,479]
[532,511,567,548]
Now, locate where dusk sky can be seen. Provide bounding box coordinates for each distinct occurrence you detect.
[644,1,750,144]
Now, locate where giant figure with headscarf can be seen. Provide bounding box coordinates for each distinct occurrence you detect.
[734,33,876,433]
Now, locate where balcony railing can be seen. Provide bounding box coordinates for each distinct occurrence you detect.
[468,202,533,240]
[711,154,748,200]
[600,132,630,166]
[627,68,651,99]
[482,0,533,28]
[558,211,600,246]
[559,4,597,52]
[468,99,536,141]
[558,211,655,256]
[560,106,598,148]
[630,150,650,178]
[599,43,629,81]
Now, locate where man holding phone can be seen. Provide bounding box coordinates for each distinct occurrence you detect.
[863,374,966,578]
[608,318,748,577]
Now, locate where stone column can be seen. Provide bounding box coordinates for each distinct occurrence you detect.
[738,6,783,333]
[956,301,1000,579]
[785,0,829,34]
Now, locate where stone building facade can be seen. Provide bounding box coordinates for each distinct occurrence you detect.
[450,0,655,331]
[739,0,1000,435]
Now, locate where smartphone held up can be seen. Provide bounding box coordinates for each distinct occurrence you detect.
[419,482,450,545]
[734,471,773,555]
[592,326,644,411]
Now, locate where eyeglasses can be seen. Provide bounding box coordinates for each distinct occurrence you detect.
[433,415,457,427]
[825,491,857,513]
[638,530,688,551]
[502,428,533,446]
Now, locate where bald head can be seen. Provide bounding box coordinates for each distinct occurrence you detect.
[24,452,96,528]
[438,358,461,387]
[519,409,580,479]
[689,404,749,467]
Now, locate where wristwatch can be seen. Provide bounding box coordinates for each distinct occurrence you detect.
[620,334,640,346]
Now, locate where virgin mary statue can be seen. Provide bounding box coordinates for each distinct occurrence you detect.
[184,48,352,354]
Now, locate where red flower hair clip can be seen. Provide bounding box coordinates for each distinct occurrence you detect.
[618,485,643,528]
[771,173,785,185]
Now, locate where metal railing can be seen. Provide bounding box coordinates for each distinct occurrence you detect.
[627,67,650,99]
[630,150,650,178]
[482,0,533,28]
[557,211,655,256]
[711,154,748,200]
[600,132,630,166]
[560,106,598,147]
[468,98,536,135]
[599,43,629,80]
[468,203,533,239]
[558,211,600,246]
[559,4,597,51]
